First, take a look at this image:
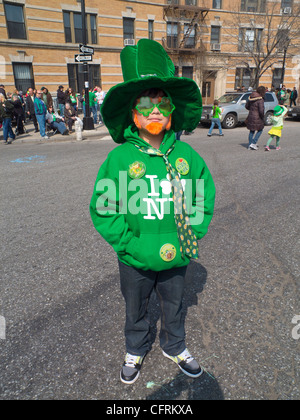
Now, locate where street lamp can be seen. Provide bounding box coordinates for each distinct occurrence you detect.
[78,0,94,130]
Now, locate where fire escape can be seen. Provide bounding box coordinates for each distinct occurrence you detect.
[162,0,209,53]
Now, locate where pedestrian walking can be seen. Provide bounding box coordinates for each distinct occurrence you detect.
[245,86,266,150]
[57,85,66,117]
[265,105,288,151]
[90,39,216,385]
[0,93,15,144]
[290,87,298,107]
[207,100,224,137]
[25,88,39,133]
[34,90,48,139]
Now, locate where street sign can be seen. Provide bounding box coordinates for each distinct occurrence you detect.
[75,54,93,63]
[79,44,94,55]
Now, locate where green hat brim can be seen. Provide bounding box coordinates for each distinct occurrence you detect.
[274,109,284,116]
[101,76,202,144]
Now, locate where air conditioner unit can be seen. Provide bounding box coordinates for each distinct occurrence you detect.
[211,43,221,51]
[283,7,292,14]
[124,39,135,46]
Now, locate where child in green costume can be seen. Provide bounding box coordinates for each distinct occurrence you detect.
[265,105,288,151]
[90,39,215,385]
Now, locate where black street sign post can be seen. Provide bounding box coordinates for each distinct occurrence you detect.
[80,0,94,131]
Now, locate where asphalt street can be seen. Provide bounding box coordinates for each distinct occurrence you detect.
[0,121,299,400]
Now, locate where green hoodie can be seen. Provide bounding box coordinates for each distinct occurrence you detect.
[90,126,215,271]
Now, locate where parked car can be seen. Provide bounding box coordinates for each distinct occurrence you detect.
[287,106,300,120]
[201,91,279,129]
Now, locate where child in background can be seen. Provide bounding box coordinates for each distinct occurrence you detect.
[207,100,223,137]
[265,105,288,151]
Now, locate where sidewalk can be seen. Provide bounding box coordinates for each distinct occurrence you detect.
[0,120,112,145]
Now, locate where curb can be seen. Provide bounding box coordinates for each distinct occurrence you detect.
[0,124,112,146]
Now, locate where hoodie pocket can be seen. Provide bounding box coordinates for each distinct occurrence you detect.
[120,231,190,271]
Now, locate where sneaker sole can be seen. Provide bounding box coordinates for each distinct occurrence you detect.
[120,370,140,385]
[162,351,204,379]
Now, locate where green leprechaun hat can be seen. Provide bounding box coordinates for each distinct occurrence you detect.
[101,39,203,144]
[273,105,285,116]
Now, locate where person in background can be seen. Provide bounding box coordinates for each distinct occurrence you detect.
[245,86,266,151]
[83,88,98,124]
[290,87,298,107]
[41,87,53,110]
[64,102,77,133]
[0,93,15,144]
[207,99,224,137]
[46,105,69,135]
[57,85,66,117]
[0,84,7,99]
[12,93,25,135]
[265,105,288,151]
[34,90,48,140]
[95,86,105,124]
[65,87,78,112]
[25,88,39,133]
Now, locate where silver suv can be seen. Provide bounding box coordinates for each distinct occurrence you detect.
[201,92,279,129]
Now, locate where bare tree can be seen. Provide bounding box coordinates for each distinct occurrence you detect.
[223,1,300,88]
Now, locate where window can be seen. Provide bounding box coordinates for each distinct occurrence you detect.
[182,66,194,79]
[167,0,179,4]
[235,68,256,89]
[211,26,221,43]
[281,0,293,8]
[123,17,135,41]
[148,20,154,40]
[63,11,72,43]
[73,12,87,44]
[90,15,97,45]
[272,69,283,89]
[184,24,196,48]
[241,0,266,12]
[4,2,26,40]
[167,22,178,48]
[63,11,97,44]
[238,28,263,52]
[185,0,198,5]
[13,63,34,92]
[68,64,101,94]
[213,0,222,8]
[264,93,275,102]
[202,81,211,98]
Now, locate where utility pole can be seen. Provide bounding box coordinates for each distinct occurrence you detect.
[81,0,94,130]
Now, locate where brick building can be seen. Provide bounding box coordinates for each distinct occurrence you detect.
[0,0,299,104]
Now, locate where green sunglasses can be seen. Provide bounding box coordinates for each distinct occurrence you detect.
[135,96,175,117]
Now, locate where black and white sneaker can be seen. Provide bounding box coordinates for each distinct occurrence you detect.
[163,348,203,378]
[120,353,145,385]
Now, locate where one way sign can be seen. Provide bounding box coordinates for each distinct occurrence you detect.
[79,44,95,55]
[75,54,93,63]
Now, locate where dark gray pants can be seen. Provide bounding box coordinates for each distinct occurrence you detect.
[118,260,188,357]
